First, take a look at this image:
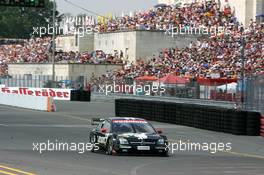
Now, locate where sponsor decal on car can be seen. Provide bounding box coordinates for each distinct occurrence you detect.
[112,119,147,123]
[119,133,148,139]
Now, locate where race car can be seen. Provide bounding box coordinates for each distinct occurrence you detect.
[89,117,169,156]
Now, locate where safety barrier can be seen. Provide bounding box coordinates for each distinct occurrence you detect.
[0,92,55,112]
[115,99,261,135]
[246,111,261,136]
[261,115,264,137]
[70,90,91,102]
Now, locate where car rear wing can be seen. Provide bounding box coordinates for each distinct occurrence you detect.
[91,118,105,125]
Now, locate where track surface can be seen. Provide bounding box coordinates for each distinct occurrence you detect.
[0,101,264,175]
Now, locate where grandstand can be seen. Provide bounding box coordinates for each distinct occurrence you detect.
[1,1,263,78]
[159,0,264,26]
[0,0,263,112]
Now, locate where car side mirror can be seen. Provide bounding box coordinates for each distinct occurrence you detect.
[156,128,163,134]
[100,128,107,133]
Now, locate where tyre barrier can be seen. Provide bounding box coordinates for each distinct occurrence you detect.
[115,99,261,136]
[246,112,261,136]
[261,116,264,138]
[70,90,91,102]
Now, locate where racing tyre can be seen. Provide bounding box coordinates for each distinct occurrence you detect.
[160,151,169,157]
[105,138,113,155]
[90,135,97,152]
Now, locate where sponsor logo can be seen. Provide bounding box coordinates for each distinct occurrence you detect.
[112,120,148,123]
[0,87,71,100]
[120,133,148,139]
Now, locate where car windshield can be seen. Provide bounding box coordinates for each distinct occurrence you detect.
[112,120,156,134]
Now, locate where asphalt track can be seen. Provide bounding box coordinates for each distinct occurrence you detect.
[0,100,264,175]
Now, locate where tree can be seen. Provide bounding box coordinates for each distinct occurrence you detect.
[0,0,62,39]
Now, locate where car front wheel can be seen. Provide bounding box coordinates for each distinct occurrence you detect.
[160,151,169,157]
[105,138,113,155]
[90,135,97,152]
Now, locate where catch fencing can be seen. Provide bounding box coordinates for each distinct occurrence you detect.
[0,75,90,89]
[1,74,263,113]
[243,75,264,114]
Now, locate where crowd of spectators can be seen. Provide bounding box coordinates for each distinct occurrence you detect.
[55,50,123,64]
[92,22,263,85]
[90,0,262,85]
[0,37,51,75]
[0,38,124,75]
[0,0,263,82]
[97,0,235,32]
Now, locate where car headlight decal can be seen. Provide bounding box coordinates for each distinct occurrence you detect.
[157,138,165,145]
[119,138,129,144]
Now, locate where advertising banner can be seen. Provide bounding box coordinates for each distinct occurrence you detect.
[0,87,72,100]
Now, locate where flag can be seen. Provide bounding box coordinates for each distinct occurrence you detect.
[98,16,101,24]
[108,13,113,21]
[85,16,90,26]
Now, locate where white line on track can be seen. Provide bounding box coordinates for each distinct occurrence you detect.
[0,124,8,127]
[169,139,264,160]
[0,124,92,128]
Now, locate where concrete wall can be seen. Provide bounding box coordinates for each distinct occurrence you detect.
[8,64,122,80]
[95,30,199,62]
[94,31,136,62]
[56,31,200,63]
[67,64,122,80]
[78,33,94,53]
[135,31,198,60]
[255,0,264,23]
[56,35,78,52]
[56,33,94,53]
[8,64,69,76]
